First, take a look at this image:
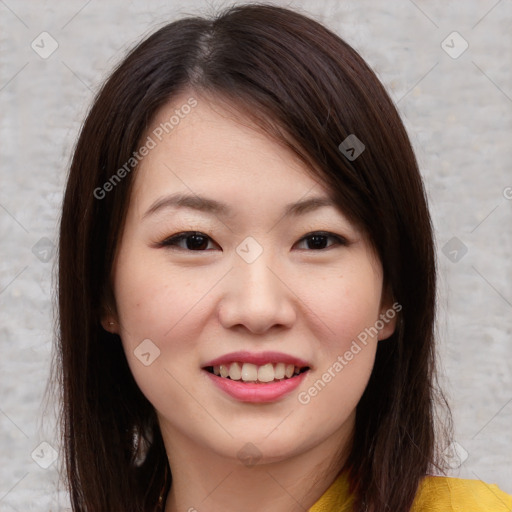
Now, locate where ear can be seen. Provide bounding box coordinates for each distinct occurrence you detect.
[100,301,119,334]
[377,282,399,341]
[101,314,119,334]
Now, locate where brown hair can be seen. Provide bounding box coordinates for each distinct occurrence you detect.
[56,4,451,511]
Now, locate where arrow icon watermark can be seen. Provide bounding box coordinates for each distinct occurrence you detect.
[134,339,161,366]
[338,134,365,161]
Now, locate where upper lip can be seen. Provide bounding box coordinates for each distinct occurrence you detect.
[202,351,311,369]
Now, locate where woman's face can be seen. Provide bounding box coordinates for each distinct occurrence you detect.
[104,92,396,465]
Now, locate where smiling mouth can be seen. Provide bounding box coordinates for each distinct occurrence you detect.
[204,362,310,383]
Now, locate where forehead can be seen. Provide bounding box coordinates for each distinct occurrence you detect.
[129,92,332,215]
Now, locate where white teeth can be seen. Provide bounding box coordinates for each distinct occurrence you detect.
[241,363,258,382]
[257,363,275,383]
[229,362,242,380]
[274,362,285,379]
[210,361,307,382]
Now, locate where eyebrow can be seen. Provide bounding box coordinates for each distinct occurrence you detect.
[142,192,337,220]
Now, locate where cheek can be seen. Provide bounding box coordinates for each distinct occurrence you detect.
[297,260,383,348]
[113,245,215,343]
[112,245,229,390]
[112,249,211,416]
[293,263,382,418]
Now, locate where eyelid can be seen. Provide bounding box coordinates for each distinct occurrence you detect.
[159,231,220,250]
[158,230,348,251]
[295,231,348,250]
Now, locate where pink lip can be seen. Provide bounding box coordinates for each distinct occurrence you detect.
[202,351,311,368]
[204,370,309,403]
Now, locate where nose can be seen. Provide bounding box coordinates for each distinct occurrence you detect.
[218,254,297,334]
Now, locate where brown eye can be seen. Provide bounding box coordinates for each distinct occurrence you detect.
[159,230,346,252]
[160,232,218,251]
[295,231,347,250]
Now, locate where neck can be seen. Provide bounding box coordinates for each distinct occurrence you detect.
[161,422,351,512]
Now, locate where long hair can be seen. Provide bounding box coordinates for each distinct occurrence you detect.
[56,4,451,511]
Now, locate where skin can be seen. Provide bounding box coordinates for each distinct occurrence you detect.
[102,91,397,511]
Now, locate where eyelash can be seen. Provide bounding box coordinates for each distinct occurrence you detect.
[158,231,347,252]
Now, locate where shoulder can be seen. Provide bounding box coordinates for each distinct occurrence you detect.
[412,475,512,511]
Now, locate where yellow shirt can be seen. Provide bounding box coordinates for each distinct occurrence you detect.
[309,471,512,511]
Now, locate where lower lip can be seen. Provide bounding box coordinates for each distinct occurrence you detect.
[204,370,309,403]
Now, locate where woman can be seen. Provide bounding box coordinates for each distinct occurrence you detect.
[56,4,512,511]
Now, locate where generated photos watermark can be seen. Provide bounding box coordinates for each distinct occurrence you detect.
[298,302,402,405]
[93,97,198,200]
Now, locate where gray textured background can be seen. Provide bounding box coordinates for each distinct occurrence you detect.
[0,0,511,510]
